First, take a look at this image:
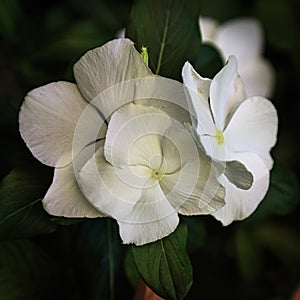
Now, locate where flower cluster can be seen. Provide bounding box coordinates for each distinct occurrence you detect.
[19,38,278,245]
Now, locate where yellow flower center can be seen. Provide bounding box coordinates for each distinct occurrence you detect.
[151,169,164,181]
[214,130,224,145]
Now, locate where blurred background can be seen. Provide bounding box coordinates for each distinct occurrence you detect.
[0,0,299,299]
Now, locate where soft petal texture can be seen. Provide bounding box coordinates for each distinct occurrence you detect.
[239,58,275,98]
[43,143,105,218]
[73,38,152,102]
[19,81,100,167]
[90,76,191,128]
[199,16,218,43]
[224,97,278,169]
[118,211,179,245]
[104,103,172,167]
[181,62,215,136]
[212,152,269,225]
[78,146,143,220]
[214,18,263,61]
[182,61,211,100]
[161,160,225,215]
[210,56,246,130]
[78,146,180,245]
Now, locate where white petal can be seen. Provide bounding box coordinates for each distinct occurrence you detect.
[118,212,179,245]
[238,58,275,98]
[210,56,246,130]
[215,18,263,61]
[212,152,270,225]
[162,124,200,173]
[43,144,104,218]
[19,82,100,167]
[199,16,219,43]
[73,38,152,102]
[78,146,147,221]
[117,183,179,245]
[224,97,278,169]
[161,156,225,215]
[182,62,215,136]
[182,61,211,100]
[104,103,172,167]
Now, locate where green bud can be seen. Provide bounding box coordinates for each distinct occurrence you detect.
[140,46,149,66]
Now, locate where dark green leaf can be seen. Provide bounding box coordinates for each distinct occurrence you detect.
[131,223,193,300]
[126,0,201,80]
[0,239,67,300]
[124,248,140,287]
[71,218,122,300]
[183,216,206,253]
[234,228,263,281]
[251,161,299,219]
[0,168,57,240]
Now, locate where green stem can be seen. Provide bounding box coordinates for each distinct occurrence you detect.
[155,7,170,74]
[107,219,114,300]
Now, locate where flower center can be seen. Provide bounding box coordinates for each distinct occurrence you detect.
[214,130,224,145]
[151,168,164,181]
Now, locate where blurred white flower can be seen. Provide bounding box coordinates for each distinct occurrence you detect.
[182,56,278,225]
[199,17,275,98]
[19,38,226,245]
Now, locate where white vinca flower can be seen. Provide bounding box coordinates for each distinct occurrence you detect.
[19,38,227,245]
[199,16,275,98]
[182,56,278,225]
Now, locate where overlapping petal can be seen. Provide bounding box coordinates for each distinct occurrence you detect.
[212,152,269,225]
[238,58,275,98]
[224,96,278,168]
[73,38,152,102]
[43,144,105,218]
[214,18,263,61]
[209,56,246,130]
[199,16,274,98]
[19,81,101,167]
[104,103,173,167]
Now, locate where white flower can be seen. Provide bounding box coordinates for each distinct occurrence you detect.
[199,16,275,98]
[19,38,226,245]
[182,56,278,225]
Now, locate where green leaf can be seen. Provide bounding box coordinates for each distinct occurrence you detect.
[0,239,68,300]
[0,168,57,240]
[131,223,193,300]
[183,216,206,253]
[251,161,299,219]
[126,0,201,80]
[234,228,263,281]
[71,218,121,300]
[124,248,140,287]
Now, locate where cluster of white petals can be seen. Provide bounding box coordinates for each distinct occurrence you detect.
[182,56,278,225]
[19,37,278,245]
[199,17,275,98]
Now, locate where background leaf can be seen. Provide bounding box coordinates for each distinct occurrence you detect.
[70,218,122,300]
[132,223,193,300]
[126,0,201,80]
[0,168,57,240]
[250,161,299,219]
[0,239,69,300]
